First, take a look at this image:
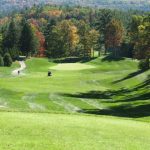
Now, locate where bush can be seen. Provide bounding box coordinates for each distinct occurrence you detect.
[9,47,21,61]
[138,59,150,71]
[0,55,4,66]
[3,53,13,67]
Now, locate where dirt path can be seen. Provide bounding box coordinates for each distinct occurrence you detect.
[12,61,26,76]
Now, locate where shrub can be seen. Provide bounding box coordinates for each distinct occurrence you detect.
[8,47,21,61]
[138,59,150,71]
[0,55,4,66]
[3,53,13,67]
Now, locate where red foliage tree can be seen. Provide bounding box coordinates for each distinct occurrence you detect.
[36,31,46,57]
[30,21,46,57]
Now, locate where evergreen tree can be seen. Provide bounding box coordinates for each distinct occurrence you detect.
[19,22,38,56]
[44,19,62,58]
[0,34,3,55]
[44,19,57,57]
[77,20,90,57]
[3,19,18,49]
[96,9,113,55]
[0,55,4,66]
[3,53,12,67]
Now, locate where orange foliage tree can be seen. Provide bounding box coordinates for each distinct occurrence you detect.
[30,21,46,57]
[105,19,124,57]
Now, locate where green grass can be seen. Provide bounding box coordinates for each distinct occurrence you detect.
[0,56,149,149]
[0,57,149,118]
[0,61,19,77]
[0,112,150,150]
[50,63,96,70]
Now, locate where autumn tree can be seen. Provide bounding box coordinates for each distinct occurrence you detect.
[68,24,79,56]
[129,15,143,47]
[105,19,124,57]
[57,20,79,56]
[47,20,79,58]
[30,22,45,57]
[86,29,100,57]
[133,15,150,70]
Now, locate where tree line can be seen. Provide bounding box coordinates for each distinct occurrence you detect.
[0,5,149,70]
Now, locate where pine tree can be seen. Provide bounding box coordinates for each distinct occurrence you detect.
[96,9,113,55]
[0,34,3,55]
[19,22,38,56]
[0,55,4,66]
[3,19,18,49]
[3,53,12,67]
[44,19,57,57]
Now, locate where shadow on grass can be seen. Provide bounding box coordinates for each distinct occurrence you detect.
[63,75,150,101]
[62,76,150,118]
[63,89,130,99]
[78,104,150,118]
[115,93,150,103]
[134,75,150,90]
[102,55,125,62]
[113,70,145,84]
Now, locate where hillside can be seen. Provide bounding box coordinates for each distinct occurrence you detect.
[0,0,149,148]
[0,0,150,15]
[0,57,150,149]
[0,57,149,121]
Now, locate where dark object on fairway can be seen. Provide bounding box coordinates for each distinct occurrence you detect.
[48,71,52,77]
[18,70,20,75]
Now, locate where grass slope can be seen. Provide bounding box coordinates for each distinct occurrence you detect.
[0,57,149,121]
[0,112,150,150]
[0,57,150,149]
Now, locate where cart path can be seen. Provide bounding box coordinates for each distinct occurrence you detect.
[12,61,26,76]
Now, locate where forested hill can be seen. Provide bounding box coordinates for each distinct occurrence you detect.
[0,0,150,15]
